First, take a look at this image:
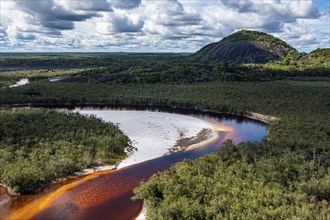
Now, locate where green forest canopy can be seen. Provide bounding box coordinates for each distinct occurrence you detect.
[0,50,329,218]
[0,109,131,194]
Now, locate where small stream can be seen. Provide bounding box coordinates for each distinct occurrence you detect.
[9,79,29,88]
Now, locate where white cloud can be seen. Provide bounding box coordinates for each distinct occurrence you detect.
[0,0,327,52]
[274,13,330,52]
[110,0,141,10]
[59,0,112,12]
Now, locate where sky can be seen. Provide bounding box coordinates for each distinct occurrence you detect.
[0,0,329,53]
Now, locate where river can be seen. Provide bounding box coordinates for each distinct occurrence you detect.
[9,79,29,88]
[0,107,268,220]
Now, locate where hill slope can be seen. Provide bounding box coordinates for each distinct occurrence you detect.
[194,30,297,64]
[298,48,330,67]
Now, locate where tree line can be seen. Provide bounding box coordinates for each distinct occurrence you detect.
[0,109,131,194]
[0,79,329,217]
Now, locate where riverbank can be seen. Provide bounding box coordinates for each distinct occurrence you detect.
[171,128,215,153]
[0,104,270,197]
[0,107,219,197]
[2,106,269,220]
[0,102,272,125]
[9,78,29,88]
[0,108,130,197]
[247,112,278,123]
[0,162,119,197]
[74,109,218,169]
[1,80,328,219]
[1,125,219,220]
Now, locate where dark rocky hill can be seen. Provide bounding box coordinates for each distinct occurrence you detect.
[194,30,297,64]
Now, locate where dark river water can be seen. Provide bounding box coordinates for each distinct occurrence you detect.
[1,107,268,220]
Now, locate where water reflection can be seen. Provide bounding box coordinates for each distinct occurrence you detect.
[1,107,267,220]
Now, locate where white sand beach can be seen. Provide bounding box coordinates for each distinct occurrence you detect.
[9,79,29,88]
[75,109,216,169]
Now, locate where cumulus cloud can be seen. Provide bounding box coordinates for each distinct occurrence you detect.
[218,0,255,13]
[13,0,112,31]
[15,33,37,41]
[0,28,8,42]
[147,0,201,26]
[62,1,113,12]
[0,0,326,52]
[273,13,330,52]
[208,0,320,32]
[111,14,144,32]
[110,0,141,10]
[218,0,319,18]
[142,0,205,40]
[95,11,144,34]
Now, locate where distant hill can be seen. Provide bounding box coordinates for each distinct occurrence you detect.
[298,48,330,67]
[193,30,297,64]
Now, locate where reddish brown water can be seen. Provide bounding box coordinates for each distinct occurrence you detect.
[1,109,267,220]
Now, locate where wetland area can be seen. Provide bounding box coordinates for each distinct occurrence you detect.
[0,107,267,220]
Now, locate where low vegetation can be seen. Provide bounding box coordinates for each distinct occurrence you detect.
[1,32,329,85]
[0,29,329,217]
[0,53,187,70]
[134,141,329,219]
[130,80,330,219]
[1,80,329,217]
[0,109,131,194]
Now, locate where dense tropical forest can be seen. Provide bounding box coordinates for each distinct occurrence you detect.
[0,109,131,194]
[132,81,330,219]
[0,80,329,218]
[0,30,329,218]
[0,54,328,87]
[0,32,329,86]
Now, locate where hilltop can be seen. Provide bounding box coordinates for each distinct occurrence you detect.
[298,48,330,67]
[194,30,297,64]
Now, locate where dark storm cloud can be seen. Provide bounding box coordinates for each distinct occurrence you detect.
[159,13,202,27]
[161,34,189,40]
[14,0,112,31]
[111,15,144,32]
[110,0,141,9]
[71,1,113,12]
[29,29,62,37]
[16,33,37,41]
[0,28,8,42]
[42,20,75,30]
[219,0,255,13]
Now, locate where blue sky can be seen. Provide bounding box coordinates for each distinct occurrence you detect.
[316,0,329,12]
[1,0,329,53]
